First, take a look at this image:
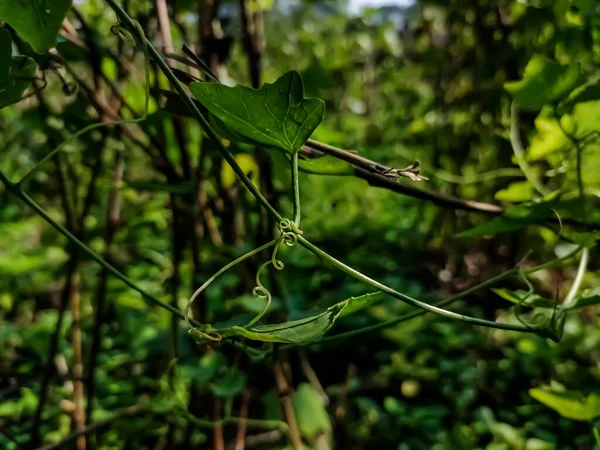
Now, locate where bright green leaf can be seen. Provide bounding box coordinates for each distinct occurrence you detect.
[494,181,535,202]
[0,0,73,54]
[491,288,555,309]
[292,383,331,441]
[229,302,346,344]
[530,387,600,421]
[505,55,581,111]
[190,71,325,153]
[0,29,37,110]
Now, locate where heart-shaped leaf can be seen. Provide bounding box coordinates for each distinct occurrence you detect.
[0,0,73,54]
[504,55,582,111]
[0,29,37,110]
[190,71,325,153]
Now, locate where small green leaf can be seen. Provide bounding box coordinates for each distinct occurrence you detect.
[530,387,600,421]
[295,153,354,176]
[0,29,37,110]
[0,0,73,54]
[491,288,555,309]
[494,181,535,203]
[292,383,331,441]
[190,71,325,153]
[505,55,582,111]
[229,302,346,344]
[209,368,246,397]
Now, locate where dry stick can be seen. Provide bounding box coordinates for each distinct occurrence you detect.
[273,362,303,450]
[35,404,146,450]
[303,141,504,215]
[214,398,225,450]
[70,277,86,450]
[235,391,251,450]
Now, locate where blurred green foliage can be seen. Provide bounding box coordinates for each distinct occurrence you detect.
[0,0,599,449]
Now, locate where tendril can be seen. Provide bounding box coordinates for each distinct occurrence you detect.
[185,219,303,342]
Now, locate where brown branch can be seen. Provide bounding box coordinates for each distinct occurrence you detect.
[35,404,146,450]
[273,362,303,450]
[234,390,251,450]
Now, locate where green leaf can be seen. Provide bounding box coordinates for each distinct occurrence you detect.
[292,383,331,441]
[504,55,582,111]
[339,292,386,317]
[209,368,246,397]
[190,71,325,153]
[491,288,555,309]
[567,288,600,310]
[530,387,600,421]
[229,302,346,344]
[0,29,37,110]
[494,181,535,203]
[0,0,73,54]
[295,153,354,176]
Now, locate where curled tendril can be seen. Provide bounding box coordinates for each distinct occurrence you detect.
[184,219,303,341]
[512,271,558,336]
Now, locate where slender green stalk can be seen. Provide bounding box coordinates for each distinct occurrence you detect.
[291,151,301,226]
[298,235,534,332]
[0,169,200,326]
[182,410,289,433]
[105,0,281,222]
[290,245,582,347]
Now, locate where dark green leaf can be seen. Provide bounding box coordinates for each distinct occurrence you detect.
[0,29,37,110]
[0,0,73,54]
[190,71,325,153]
[530,387,600,421]
[229,302,346,344]
[209,369,246,397]
[505,55,582,111]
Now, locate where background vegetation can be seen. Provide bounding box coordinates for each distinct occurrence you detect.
[0,0,600,449]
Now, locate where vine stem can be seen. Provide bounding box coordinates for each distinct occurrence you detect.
[286,245,583,348]
[291,151,301,226]
[297,235,535,333]
[102,0,580,336]
[510,102,550,196]
[105,0,281,222]
[0,169,199,326]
